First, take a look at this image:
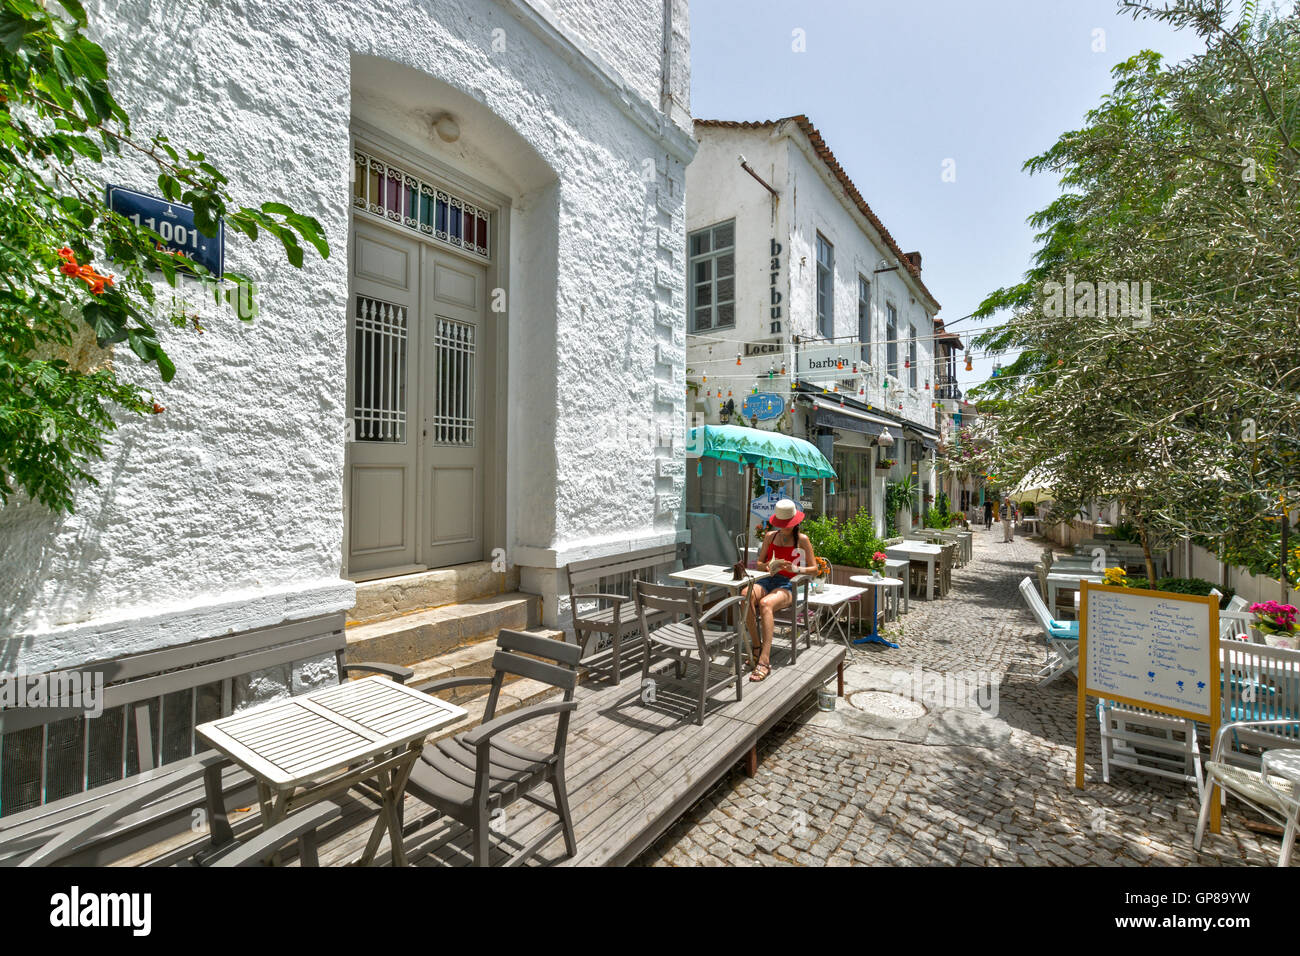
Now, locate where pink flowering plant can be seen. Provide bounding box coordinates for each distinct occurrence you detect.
[1249,601,1297,637]
[869,551,888,573]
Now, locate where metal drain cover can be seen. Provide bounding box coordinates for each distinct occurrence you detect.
[847,691,927,720]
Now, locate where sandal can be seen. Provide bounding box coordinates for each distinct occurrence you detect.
[749,662,771,682]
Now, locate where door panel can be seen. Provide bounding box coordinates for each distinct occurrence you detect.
[346,221,487,577]
[431,258,479,309]
[431,466,475,542]
[421,248,485,567]
[345,222,419,575]
[349,466,406,553]
[354,232,411,289]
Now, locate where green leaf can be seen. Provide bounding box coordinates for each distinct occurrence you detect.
[155,348,176,382]
[0,16,42,55]
[55,0,89,27]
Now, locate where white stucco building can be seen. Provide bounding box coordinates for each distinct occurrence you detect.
[683,116,949,538]
[0,0,694,810]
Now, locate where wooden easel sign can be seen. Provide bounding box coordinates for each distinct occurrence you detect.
[1074,581,1221,831]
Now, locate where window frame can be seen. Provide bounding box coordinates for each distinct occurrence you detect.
[857,276,871,365]
[816,233,834,339]
[886,302,899,378]
[909,322,918,388]
[688,219,736,333]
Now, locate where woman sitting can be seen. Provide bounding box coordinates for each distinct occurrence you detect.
[747,499,817,682]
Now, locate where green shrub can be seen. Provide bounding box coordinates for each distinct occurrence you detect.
[842,508,885,568]
[1125,576,1234,607]
[803,510,884,569]
[802,514,847,567]
[925,507,952,530]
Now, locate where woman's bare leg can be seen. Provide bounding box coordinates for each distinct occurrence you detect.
[746,584,768,647]
[756,589,793,667]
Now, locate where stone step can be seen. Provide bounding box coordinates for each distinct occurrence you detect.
[348,561,520,626]
[344,592,540,667]
[406,627,567,701]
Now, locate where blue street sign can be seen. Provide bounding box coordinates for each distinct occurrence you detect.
[106,185,224,277]
[742,392,784,421]
[750,490,783,525]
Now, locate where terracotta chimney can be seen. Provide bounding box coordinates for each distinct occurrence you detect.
[904,251,922,272]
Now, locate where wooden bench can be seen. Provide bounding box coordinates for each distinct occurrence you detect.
[0,612,410,866]
[565,542,687,685]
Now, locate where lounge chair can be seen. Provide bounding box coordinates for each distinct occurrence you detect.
[1018,576,1078,685]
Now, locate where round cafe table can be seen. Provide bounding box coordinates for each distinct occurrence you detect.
[849,575,903,649]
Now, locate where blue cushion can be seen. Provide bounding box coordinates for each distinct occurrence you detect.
[1048,621,1078,640]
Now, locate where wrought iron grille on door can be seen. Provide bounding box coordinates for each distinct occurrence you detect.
[353,148,490,260]
[433,318,475,445]
[353,296,407,442]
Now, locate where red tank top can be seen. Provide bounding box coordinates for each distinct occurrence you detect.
[763,534,802,578]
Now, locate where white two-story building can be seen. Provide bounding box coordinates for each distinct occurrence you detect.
[684,116,947,538]
[0,0,694,817]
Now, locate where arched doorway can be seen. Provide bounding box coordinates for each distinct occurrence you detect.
[343,56,556,580]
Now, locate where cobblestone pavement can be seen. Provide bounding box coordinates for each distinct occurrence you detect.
[636,526,1290,866]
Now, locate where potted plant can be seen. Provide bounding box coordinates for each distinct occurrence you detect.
[1248,601,1297,648]
[868,550,888,578]
[887,476,917,535]
[804,510,886,588]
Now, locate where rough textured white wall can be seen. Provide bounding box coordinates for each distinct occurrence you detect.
[547,0,662,106]
[542,0,691,127]
[0,0,693,669]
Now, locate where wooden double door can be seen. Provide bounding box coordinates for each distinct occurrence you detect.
[344,219,486,578]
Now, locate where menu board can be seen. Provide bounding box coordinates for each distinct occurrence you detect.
[1074,581,1219,830]
[1082,586,1216,719]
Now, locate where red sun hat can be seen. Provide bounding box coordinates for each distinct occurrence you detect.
[768,498,805,528]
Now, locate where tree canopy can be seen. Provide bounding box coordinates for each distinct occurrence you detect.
[958,0,1300,586]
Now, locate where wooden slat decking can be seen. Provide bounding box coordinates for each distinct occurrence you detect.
[288,639,844,867]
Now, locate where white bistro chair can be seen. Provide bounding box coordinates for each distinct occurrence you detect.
[1195,639,1300,866]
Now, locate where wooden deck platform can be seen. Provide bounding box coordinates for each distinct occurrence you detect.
[139,639,844,867]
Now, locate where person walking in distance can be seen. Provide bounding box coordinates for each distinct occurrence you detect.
[1002,498,1014,543]
[983,498,993,530]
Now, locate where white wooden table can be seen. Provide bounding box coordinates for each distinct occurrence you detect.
[886,542,942,600]
[197,676,465,866]
[807,582,867,653]
[670,564,763,592]
[1047,570,1103,619]
[923,529,971,565]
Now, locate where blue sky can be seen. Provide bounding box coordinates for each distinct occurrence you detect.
[689,0,1212,390]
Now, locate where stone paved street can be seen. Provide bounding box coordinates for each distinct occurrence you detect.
[636,526,1290,866]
